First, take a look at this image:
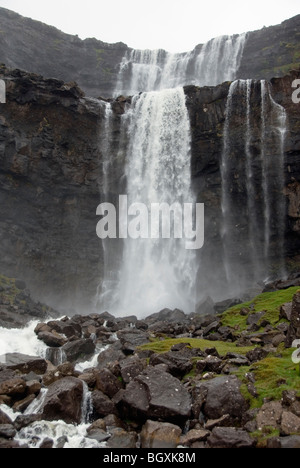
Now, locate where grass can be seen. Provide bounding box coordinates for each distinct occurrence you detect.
[220,287,299,332]
[0,274,20,305]
[234,347,300,409]
[139,337,254,356]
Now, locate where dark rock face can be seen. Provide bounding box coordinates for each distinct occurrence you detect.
[42,377,84,424]
[208,427,256,448]
[0,8,299,97]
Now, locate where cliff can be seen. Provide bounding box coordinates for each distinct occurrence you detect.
[0,7,299,97]
[0,65,299,309]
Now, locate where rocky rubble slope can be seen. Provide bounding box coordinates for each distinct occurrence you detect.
[0,285,300,448]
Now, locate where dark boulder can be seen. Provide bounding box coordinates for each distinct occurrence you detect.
[192,376,248,423]
[95,368,123,398]
[1,353,47,375]
[141,420,182,448]
[149,352,193,379]
[286,291,300,347]
[117,329,149,354]
[208,427,256,448]
[62,338,95,363]
[92,390,118,418]
[117,367,191,424]
[42,377,84,424]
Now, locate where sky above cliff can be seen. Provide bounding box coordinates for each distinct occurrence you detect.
[0,0,299,52]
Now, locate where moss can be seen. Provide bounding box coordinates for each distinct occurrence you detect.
[220,286,299,333]
[138,337,254,356]
[233,348,300,409]
[250,427,280,448]
[0,275,21,306]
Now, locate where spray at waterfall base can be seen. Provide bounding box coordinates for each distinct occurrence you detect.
[96,196,205,251]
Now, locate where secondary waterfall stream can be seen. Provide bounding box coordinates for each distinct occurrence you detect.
[221,79,287,295]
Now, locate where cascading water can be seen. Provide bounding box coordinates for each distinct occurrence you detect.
[221,79,287,295]
[115,33,246,96]
[101,88,197,317]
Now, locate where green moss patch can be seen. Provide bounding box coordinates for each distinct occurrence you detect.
[139,337,254,356]
[220,287,299,332]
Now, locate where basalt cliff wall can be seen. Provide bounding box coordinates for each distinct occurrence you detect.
[0,66,299,310]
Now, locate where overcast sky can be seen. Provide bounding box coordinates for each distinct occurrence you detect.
[0,0,299,52]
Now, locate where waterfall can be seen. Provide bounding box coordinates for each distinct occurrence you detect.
[221,79,287,294]
[115,34,246,96]
[102,88,196,317]
[81,382,93,424]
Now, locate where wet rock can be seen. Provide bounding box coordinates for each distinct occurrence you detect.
[107,428,138,449]
[0,424,16,439]
[26,380,42,396]
[42,377,84,424]
[141,420,182,448]
[97,341,126,369]
[14,414,42,431]
[40,438,54,449]
[0,378,26,396]
[92,390,118,418]
[47,319,81,339]
[117,367,191,424]
[13,394,36,412]
[120,357,147,383]
[103,414,125,430]
[38,331,66,348]
[95,368,123,398]
[0,409,12,425]
[0,353,47,375]
[146,308,187,324]
[86,420,110,443]
[62,339,95,363]
[208,427,256,448]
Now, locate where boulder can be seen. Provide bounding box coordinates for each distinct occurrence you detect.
[92,390,118,418]
[280,302,293,321]
[13,394,36,412]
[196,296,215,316]
[0,378,26,396]
[246,311,265,326]
[246,347,269,363]
[141,420,182,448]
[95,368,123,398]
[0,353,47,375]
[86,420,110,443]
[0,424,17,439]
[180,429,210,447]
[120,357,146,383]
[149,352,193,379]
[0,409,12,425]
[117,329,149,354]
[38,331,66,348]
[192,376,248,423]
[208,427,256,448]
[107,428,138,449]
[280,435,300,448]
[14,414,41,431]
[62,339,95,363]
[117,367,191,424]
[42,377,84,424]
[146,308,187,324]
[256,401,283,430]
[286,291,300,347]
[281,411,300,436]
[97,341,126,369]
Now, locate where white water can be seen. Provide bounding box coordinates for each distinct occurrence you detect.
[101,88,196,317]
[115,33,246,96]
[221,79,287,293]
[0,321,48,358]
